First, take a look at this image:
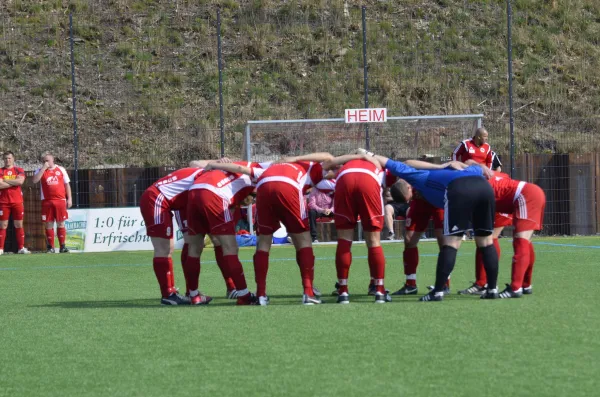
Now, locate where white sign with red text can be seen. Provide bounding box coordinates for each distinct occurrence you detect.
[344,108,387,123]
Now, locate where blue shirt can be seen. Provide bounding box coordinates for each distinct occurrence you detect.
[384,160,485,208]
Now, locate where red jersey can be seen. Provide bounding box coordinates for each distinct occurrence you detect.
[189,164,264,208]
[489,172,527,213]
[453,138,493,168]
[256,161,324,194]
[0,166,25,204]
[336,159,394,187]
[37,166,70,200]
[153,167,204,210]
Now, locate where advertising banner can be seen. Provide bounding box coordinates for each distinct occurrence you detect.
[64,208,184,252]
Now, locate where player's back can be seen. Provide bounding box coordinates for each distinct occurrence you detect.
[258,161,323,193]
[192,165,259,207]
[337,159,385,186]
[489,172,525,212]
[154,167,203,208]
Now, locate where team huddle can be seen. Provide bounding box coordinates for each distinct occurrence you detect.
[141,129,546,305]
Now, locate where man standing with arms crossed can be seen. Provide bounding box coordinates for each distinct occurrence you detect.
[0,151,29,255]
[32,152,72,253]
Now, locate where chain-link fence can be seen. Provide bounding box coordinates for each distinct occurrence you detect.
[1,1,600,248]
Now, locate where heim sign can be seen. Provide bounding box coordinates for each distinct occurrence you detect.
[344,108,387,123]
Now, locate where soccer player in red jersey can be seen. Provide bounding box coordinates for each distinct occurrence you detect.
[32,152,72,253]
[252,152,333,306]
[0,151,29,255]
[489,172,545,297]
[452,127,493,168]
[186,161,265,305]
[326,153,393,304]
[140,161,217,305]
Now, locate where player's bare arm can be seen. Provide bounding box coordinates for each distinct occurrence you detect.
[32,161,50,183]
[204,162,251,175]
[4,175,25,186]
[189,157,232,168]
[440,161,469,170]
[464,161,494,179]
[0,180,10,189]
[65,183,73,208]
[277,152,334,164]
[322,154,381,170]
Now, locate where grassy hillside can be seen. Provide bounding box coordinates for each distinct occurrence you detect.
[1,0,599,167]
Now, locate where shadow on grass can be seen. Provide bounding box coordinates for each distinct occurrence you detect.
[30,293,472,309]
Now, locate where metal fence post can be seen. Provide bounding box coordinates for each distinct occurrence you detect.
[506,0,515,178]
[361,6,370,150]
[69,12,80,207]
[217,8,225,158]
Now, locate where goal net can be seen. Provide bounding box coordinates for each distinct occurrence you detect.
[244,114,483,162]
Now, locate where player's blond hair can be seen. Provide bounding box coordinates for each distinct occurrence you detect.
[40,151,54,161]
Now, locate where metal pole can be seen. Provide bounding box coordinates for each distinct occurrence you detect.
[217,9,225,158]
[69,12,80,207]
[507,0,515,178]
[361,6,370,150]
[244,124,251,161]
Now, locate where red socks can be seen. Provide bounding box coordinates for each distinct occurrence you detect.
[494,238,501,259]
[57,227,66,246]
[183,256,201,293]
[296,247,315,296]
[254,250,270,297]
[0,229,5,250]
[153,257,175,298]
[368,246,386,293]
[335,239,353,294]
[215,246,236,290]
[15,227,25,250]
[223,254,248,295]
[523,241,535,288]
[46,228,55,248]
[475,249,487,287]
[403,246,419,287]
[511,238,530,291]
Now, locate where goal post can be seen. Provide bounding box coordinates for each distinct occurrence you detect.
[243,113,484,162]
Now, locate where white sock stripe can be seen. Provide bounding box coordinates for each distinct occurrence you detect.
[406,274,417,280]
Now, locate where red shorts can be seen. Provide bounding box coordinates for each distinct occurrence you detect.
[140,187,176,239]
[187,189,236,236]
[334,173,383,232]
[494,212,513,228]
[41,200,68,223]
[173,209,189,234]
[513,183,546,233]
[0,202,24,221]
[405,198,444,232]
[256,181,308,235]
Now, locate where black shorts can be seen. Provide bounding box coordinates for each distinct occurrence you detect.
[387,202,408,218]
[444,176,494,237]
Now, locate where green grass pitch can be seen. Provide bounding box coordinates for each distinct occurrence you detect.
[1,237,599,396]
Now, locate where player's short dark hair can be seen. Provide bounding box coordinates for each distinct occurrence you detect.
[390,179,411,203]
[2,151,15,158]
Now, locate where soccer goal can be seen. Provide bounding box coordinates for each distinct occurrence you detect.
[243,112,484,236]
[243,113,483,162]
